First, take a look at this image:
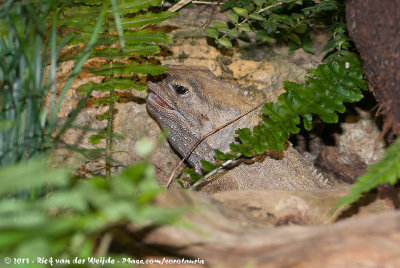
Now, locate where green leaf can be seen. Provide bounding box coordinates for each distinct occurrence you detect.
[200,160,220,172]
[111,0,125,49]
[227,12,239,23]
[233,7,249,18]
[95,30,172,45]
[95,95,119,106]
[254,0,266,7]
[89,62,166,76]
[183,169,202,182]
[227,28,239,38]
[97,113,109,121]
[230,53,367,154]
[78,79,146,94]
[212,21,229,31]
[92,43,161,57]
[249,13,264,21]
[0,159,70,197]
[287,33,301,44]
[214,149,236,160]
[221,0,235,11]
[238,23,251,32]
[120,12,178,28]
[176,180,186,189]
[294,23,307,33]
[205,27,219,39]
[303,114,313,130]
[113,0,163,15]
[300,32,314,54]
[255,30,274,42]
[217,37,232,48]
[132,83,147,91]
[88,134,106,145]
[0,120,16,131]
[236,128,252,144]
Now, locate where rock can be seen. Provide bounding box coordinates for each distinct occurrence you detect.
[316,108,385,183]
[109,185,399,268]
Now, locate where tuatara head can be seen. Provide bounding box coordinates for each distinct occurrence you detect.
[146,65,257,173]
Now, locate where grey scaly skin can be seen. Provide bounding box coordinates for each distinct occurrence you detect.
[146,65,330,194]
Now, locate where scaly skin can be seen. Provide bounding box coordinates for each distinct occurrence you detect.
[146,65,330,194]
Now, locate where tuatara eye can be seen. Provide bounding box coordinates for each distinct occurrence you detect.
[172,84,188,95]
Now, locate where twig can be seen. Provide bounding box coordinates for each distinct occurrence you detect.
[165,96,270,188]
[189,153,241,190]
[168,0,223,12]
[193,1,222,4]
[257,2,284,14]
[95,232,113,257]
[168,0,192,12]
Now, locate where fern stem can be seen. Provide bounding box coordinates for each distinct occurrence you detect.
[105,86,114,181]
[105,12,114,181]
[189,153,241,190]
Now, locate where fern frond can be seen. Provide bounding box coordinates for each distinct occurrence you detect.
[110,0,164,15]
[77,78,146,93]
[120,11,177,28]
[72,30,172,46]
[89,62,166,76]
[123,30,173,44]
[231,53,367,155]
[68,0,175,179]
[335,137,400,210]
[92,43,161,57]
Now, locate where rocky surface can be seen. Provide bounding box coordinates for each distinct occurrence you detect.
[53,4,333,185]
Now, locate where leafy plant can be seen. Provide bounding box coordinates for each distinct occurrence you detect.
[0,140,181,265]
[0,0,103,166]
[70,0,177,179]
[230,52,366,153]
[0,0,181,263]
[206,0,342,52]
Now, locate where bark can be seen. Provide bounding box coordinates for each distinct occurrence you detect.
[345,0,400,136]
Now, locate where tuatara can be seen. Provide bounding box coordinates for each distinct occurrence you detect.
[146,65,330,193]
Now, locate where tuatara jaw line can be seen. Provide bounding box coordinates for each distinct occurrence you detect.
[148,92,187,121]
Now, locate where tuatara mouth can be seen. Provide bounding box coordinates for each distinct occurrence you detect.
[147,92,187,121]
[148,92,174,110]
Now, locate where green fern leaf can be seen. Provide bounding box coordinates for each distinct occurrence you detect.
[214,149,236,160]
[89,62,166,76]
[123,30,173,44]
[77,79,147,93]
[89,134,106,145]
[233,53,367,151]
[92,44,161,58]
[183,169,202,182]
[201,160,220,172]
[114,0,163,15]
[335,137,400,210]
[74,30,172,46]
[120,12,178,28]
